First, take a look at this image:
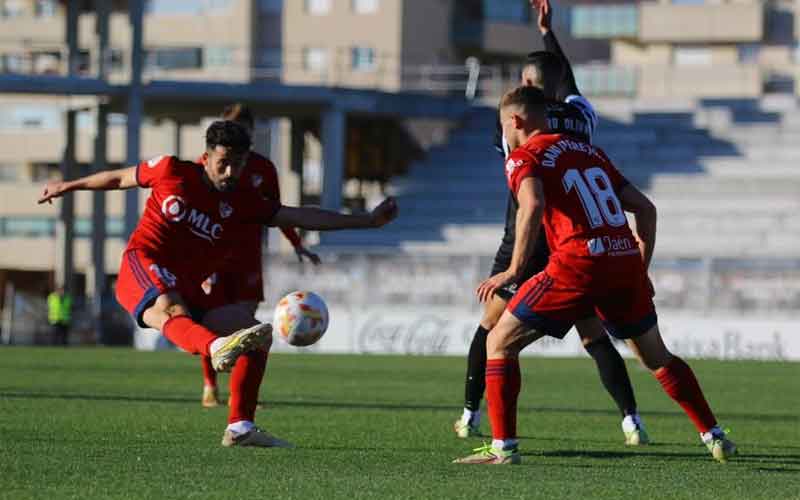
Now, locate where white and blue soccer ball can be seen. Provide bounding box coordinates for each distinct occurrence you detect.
[273,291,329,347]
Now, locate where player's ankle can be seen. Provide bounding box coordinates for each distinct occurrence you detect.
[701,426,724,443]
[226,420,255,436]
[462,408,480,426]
[492,438,518,451]
[621,413,642,432]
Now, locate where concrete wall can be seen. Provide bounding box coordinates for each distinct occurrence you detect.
[283,0,404,90]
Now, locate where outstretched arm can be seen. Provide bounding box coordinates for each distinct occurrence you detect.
[268,198,398,231]
[619,184,657,269]
[38,166,138,204]
[534,0,580,98]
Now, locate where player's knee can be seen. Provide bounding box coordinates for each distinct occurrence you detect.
[480,313,500,331]
[486,328,520,358]
[143,293,190,330]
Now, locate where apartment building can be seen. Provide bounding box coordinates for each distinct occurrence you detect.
[572,0,799,99]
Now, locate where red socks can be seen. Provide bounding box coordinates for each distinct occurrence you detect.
[228,350,268,424]
[485,358,521,440]
[161,316,217,356]
[655,356,717,433]
[201,355,217,388]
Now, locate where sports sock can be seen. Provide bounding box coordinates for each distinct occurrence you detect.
[226,420,255,436]
[485,358,521,440]
[461,408,480,426]
[201,355,217,387]
[464,325,489,411]
[655,356,717,433]
[584,336,637,416]
[228,350,268,424]
[162,316,217,355]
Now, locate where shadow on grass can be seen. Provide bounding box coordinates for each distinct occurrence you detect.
[1,390,798,426]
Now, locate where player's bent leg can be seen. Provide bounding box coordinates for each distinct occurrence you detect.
[625,324,736,462]
[454,312,542,465]
[199,302,265,406]
[575,317,648,445]
[455,293,509,439]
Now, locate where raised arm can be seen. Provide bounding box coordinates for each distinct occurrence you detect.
[268,198,398,231]
[619,184,657,269]
[534,0,580,99]
[38,166,138,204]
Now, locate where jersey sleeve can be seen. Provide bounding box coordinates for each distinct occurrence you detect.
[241,193,282,225]
[504,152,540,196]
[136,155,175,188]
[261,160,281,200]
[565,95,598,139]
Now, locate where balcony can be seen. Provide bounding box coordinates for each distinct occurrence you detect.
[639,2,763,43]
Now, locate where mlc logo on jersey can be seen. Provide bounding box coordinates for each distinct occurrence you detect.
[161,195,187,222]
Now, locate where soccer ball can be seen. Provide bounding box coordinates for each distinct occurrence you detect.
[273,291,329,347]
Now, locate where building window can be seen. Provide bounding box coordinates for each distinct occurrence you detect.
[674,47,712,66]
[145,47,203,70]
[206,46,234,67]
[34,0,56,18]
[145,0,232,16]
[0,164,19,182]
[352,0,378,14]
[351,47,375,71]
[571,5,638,38]
[303,47,328,72]
[483,0,530,24]
[0,53,25,74]
[738,44,760,64]
[33,51,60,75]
[0,105,60,130]
[0,0,26,18]
[305,0,331,15]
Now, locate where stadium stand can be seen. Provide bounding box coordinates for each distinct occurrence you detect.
[321,96,800,258]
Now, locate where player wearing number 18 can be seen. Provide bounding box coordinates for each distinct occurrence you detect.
[454,86,736,465]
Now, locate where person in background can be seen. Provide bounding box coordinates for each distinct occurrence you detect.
[47,287,72,346]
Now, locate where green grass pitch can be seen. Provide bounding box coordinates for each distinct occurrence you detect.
[1,347,798,499]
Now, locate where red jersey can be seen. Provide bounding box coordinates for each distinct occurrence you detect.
[129,155,281,288]
[505,133,641,278]
[221,152,301,271]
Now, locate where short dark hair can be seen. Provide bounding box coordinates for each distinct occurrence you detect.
[522,51,564,82]
[221,103,255,129]
[205,120,252,153]
[500,86,547,118]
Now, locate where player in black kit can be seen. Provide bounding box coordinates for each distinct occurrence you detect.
[454,0,649,446]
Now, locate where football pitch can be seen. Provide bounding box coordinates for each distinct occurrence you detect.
[1,348,798,499]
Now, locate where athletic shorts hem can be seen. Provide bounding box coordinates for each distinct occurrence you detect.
[133,286,162,329]
[603,312,658,340]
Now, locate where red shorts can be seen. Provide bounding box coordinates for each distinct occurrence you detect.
[116,249,209,328]
[507,259,657,340]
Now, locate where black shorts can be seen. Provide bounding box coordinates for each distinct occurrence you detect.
[490,236,551,302]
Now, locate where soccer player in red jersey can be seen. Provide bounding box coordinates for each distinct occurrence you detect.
[456,0,646,444]
[197,104,321,408]
[454,87,736,464]
[39,121,397,447]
